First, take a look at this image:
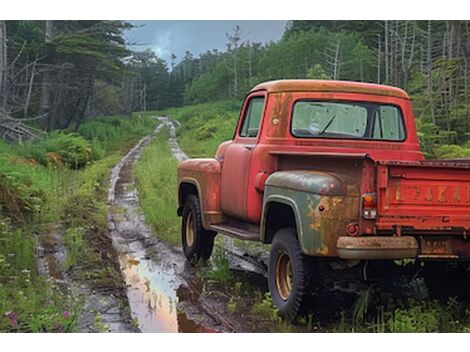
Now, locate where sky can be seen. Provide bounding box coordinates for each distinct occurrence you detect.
[124,20,287,65]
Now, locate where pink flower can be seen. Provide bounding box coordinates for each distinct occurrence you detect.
[63,310,70,319]
[5,311,17,328]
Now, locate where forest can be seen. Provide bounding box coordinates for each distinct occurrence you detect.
[1,20,470,154]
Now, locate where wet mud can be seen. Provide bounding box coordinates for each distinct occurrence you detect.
[36,222,136,332]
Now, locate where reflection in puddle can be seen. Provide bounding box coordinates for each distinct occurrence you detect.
[119,252,216,333]
[120,254,179,332]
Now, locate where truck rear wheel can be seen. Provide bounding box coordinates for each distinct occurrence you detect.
[182,195,216,263]
[268,228,313,321]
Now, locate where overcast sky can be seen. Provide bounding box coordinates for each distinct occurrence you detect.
[124,20,287,65]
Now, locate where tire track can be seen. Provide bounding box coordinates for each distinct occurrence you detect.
[107,118,232,332]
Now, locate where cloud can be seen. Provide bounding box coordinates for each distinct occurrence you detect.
[125,20,287,64]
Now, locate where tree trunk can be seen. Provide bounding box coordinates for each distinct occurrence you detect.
[24,56,37,118]
[39,20,54,130]
[384,20,389,84]
[0,21,7,110]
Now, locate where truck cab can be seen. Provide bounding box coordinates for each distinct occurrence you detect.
[177,80,470,320]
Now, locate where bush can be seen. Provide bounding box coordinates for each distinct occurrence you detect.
[435,144,470,159]
[21,132,100,170]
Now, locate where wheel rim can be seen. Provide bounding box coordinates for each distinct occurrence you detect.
[185,210,195,247]
[275,251,293,301]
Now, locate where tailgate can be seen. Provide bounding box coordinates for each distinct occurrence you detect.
[376,160,470,233]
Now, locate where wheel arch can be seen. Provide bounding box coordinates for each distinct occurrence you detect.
[261,195,304,247]
[178,178,202,216]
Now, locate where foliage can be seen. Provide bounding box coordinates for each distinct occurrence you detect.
[0,216,78,332]
[251,292,281,323]
[205,245,232,286]
[0,115,155,331]
[20,132,100,170]
[161,100,240,158]
[63,227,85,270]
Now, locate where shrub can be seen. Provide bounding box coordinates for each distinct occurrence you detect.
[20,132,100,170]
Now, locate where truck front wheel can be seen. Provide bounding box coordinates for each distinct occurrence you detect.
[268,228,313,321]
[181,195,216,263]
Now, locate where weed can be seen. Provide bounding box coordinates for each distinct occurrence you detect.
[252,292,281,323]
[205,245,232,286]
[63,227,85,270]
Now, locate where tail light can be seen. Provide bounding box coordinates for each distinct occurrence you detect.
[362,193,377,219]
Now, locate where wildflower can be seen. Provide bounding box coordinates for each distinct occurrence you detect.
[63,310,70,319]
[4,311,17,328]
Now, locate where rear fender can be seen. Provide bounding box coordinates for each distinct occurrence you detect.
[262,171,360,256]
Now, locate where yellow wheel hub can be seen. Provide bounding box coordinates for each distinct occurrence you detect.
[275,251,293,301]
[185,210,195,247]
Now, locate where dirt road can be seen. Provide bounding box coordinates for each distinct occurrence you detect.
[108,117,242,332]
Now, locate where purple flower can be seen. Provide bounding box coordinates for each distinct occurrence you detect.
[63,310,70,319]
[5,311,17,328]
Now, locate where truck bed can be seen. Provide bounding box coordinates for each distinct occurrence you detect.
[376,159,470,235]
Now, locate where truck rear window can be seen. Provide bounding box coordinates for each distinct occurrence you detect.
[291,101,406,141]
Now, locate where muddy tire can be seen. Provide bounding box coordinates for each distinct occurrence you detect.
[182,195,216,263]
[268,228,313,321]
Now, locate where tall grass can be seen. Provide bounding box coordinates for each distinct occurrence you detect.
[160,100,240,158]
[134,129,180,244]
[0,115,157,331]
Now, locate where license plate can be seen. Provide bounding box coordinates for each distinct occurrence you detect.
[421,238,452,255]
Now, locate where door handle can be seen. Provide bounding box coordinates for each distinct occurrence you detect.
[244,144,255,151]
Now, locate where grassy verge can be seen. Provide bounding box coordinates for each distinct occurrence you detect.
[134,129,180,245]
[0,115,157,331]
[158,100,240,158]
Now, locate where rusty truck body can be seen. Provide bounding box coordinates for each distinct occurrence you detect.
[177,80,470,319]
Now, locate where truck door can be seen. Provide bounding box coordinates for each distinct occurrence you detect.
[220,94,266,221]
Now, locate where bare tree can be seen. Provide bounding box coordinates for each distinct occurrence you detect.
[325,39,341,80]
[0,21,7,110]
[39,20,54,130]
[226,25,242,97]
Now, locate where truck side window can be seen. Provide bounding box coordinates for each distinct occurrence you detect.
[372,106,405,140]
[239,97,265,138]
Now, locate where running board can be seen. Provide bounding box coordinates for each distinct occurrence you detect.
[210,224,260,241]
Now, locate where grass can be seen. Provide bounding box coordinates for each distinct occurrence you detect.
[134,129,180,245]
[0,115,157,332]
[158,100,241,158]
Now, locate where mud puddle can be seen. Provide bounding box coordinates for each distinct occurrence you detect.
[108,120,228,333]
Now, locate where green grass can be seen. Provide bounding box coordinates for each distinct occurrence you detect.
[159,100,240,158]
[134,129,180,245]
[0,115,157,332]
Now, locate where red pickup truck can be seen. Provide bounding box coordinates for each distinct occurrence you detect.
[177,80,470,320]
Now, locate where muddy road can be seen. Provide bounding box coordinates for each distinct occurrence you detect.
[108,118,252,332]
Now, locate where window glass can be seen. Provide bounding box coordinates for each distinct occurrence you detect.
[292,101,405,141]
[239,97,265,137]
[372,106,405,140]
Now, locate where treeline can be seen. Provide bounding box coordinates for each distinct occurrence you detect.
[154,21,470,147]
[1,20,470,149]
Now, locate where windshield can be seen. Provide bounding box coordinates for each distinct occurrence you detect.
[291,101,406,141]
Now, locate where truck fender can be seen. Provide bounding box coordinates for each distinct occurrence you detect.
[261,170,360,256]
[178,178,202,216]
[260,195,305,248]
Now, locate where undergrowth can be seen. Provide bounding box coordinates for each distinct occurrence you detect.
[0,115,157,331]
